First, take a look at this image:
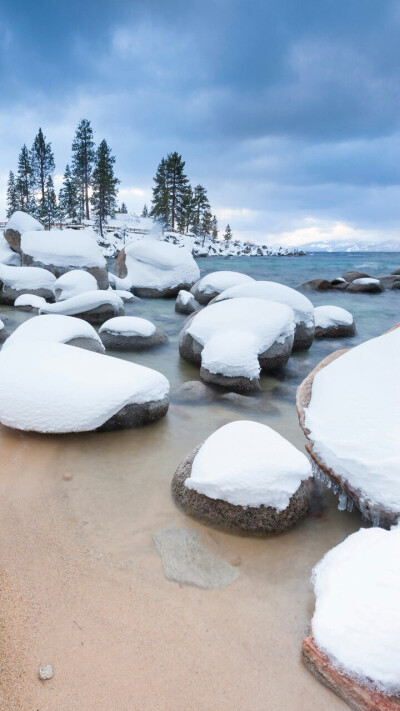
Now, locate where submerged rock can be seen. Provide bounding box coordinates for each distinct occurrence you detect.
[298,279,332,292]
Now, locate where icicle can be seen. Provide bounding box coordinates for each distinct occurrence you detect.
[338,492,348,511]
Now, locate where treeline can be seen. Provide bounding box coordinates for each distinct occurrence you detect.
[6,119,119,235]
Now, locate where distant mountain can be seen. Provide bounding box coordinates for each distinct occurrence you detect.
[292,240,400,253]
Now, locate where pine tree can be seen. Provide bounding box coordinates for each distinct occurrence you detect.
[201,209,212,238]
[30,128,55,220]
[6,172,20,217]
[141,204,149,217]
[177,184,194,234]
[150,152,189,230]
[211,215,219,241]
[91,139,120,237]
[224,224,233,242]
[42,175,59,230]
[120,202,128,214]
[191,184,210,235]
[58,164,79,221]
[71,119,95,221]
[16,145,33,211]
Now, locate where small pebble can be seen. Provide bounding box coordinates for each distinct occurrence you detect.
[230,557,241,567]
[63,473,72,481]
[39,664,53,680]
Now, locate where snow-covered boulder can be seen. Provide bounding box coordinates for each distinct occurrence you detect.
[53,269,98,301]
[3,314,104,353]
[14,294,47,312]
[114,289,137,302]
[4,211,43,253]
[190,271,254,305]
[39,290,124,324]
[99,316,168,350]
[214,281,315,351]
[0,318,7,344]
[172,421,311,532]
[0,341,169,432]
[303,526,400,709]
[179,298,295,392]
[347,277,383,293]
[342,270,370,282]
[175,289,200,315]
[0,237,22,266]
[297,326,400,526]
[20,229,109,288]
[314,305,355,338]
[113,240,200,297]
[0,263,55,304]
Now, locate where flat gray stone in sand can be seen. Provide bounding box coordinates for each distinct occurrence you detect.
[153,527,240,590]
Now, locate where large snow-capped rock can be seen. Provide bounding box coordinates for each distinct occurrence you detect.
[99,316,168,350]
[297,326,400,526]
[214,281,315,351]
[190,271,254,305]
[3,314,104,353]
[53,269,98,301]
[172,420,311,532]
[0,237,22,266]
[0,263,55,304]
[20,228,108,288]
[314,305,355,338]
[14,294,47,312]
[303,526,400,709]
[0,341,169,432]
[179,297,295,392]
[39,290,124,324]
[4,211,44,253]
[114,239,200,297]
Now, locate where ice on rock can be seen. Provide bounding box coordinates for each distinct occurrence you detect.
[311,525,400,694]
[186,420,312,508]
[0,341,169,433]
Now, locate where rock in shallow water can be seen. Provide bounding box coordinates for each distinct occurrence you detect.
[153,527,240,589]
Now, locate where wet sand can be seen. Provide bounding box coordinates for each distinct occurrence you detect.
[0,402,360,710]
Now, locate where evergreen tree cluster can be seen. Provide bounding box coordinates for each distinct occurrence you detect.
[150,152,219,239]
[6,120,119,234]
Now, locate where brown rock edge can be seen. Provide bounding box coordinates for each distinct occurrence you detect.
[302,635,400,711]
[172,445,310,533]
[296,345,398,528]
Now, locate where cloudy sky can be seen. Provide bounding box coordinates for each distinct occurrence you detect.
[0,0,399,245]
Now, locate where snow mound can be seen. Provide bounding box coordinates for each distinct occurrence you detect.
[311,525,400,694]
[114,289,135,301]
[314,305,354,329]
[305,327,400,512]
[14,294,47,310]
[53,270,98,301]
[39,290,124,317]
[5,211,43,235]
[115,239,200,294]
[21,229,107,269]
[214,280,314,327]
[0,237,22,266]
[0,341,169,433]
[352,278,380,285]
[178,290,194,306]
[192,271,254,303]
[0,263,55,290]
[186,420,311,508]
[99,317,156,338]
[3,315,103,351]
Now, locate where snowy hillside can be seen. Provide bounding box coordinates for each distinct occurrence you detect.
[294,239,400,253]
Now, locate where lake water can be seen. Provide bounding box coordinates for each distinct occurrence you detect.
[0,252,398,710]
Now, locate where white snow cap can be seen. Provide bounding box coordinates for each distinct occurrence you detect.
[352,277,380,285]
[21,229,106,268]
[314,305,354,328]
[177,289,196,306]
[194,271,254,295]
[186,420,311,508]
[53,270,98,300]
[0,319,4,330]
[215,280,314,327]
[0,263,55,290]
[39,290,124,316]
[187,297,295,379]
[119,239,200,290]
[305,327,400,512]
[0,237,22,266]
[0,341,169,433]
[114,289,135,301]
[14,294,47,309]
[311,525,400,694]
[5,211,43,235]
[3,315,103,351]
[99,316,156,337]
